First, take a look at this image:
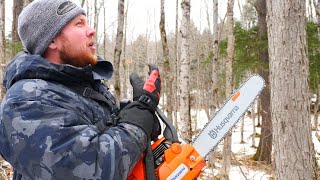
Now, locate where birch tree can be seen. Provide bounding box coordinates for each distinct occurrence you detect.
[114,0,125,103]
[220,0,235,179]
[267,0,318,179]
[179,0,192,142]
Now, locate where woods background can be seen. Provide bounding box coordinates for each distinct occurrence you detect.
[1,0,320,179]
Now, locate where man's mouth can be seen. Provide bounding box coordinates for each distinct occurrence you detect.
[88,42,96,51]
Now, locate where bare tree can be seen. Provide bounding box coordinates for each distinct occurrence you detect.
[23,0,33,6]
[252,0,272,164]
[207,0,219,168]
[12,0,24,56]
[12,0,24,42]
[0,0,5,101]
[240,116,245,143]
[220,0,235,179]
[103,1,107,60]
[313,86,320,130]
[93,0,98,45]
[86,0,90,24]
[121,1,129,98]
[313,0,320,130]
[81,0,85,8]
[212,0,219,109]
[308,0,314,20]
[251,102,256,147]
[159,0,173,122]
[114,0,125,103]
[173,0,179,127]
[179,0,192,143]
[267,0,318,179]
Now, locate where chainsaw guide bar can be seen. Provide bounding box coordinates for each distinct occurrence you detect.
[191,75,265,158]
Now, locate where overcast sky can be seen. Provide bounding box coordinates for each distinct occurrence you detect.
[5,0,242,42]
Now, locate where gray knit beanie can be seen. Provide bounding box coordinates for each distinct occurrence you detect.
[18,0,85,55]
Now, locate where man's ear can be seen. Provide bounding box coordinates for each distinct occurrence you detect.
[48,40,58,50]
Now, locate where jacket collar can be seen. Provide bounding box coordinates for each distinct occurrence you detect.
[4,51,113,89]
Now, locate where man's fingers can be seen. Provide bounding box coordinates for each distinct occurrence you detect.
[130,72,144,86]
[147,64,159,75]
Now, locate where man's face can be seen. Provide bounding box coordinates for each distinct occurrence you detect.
[54,14,97,67]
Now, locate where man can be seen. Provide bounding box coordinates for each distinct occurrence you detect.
[0,0,161,179]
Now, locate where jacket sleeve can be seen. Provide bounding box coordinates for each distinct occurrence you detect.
[0,80,147,180]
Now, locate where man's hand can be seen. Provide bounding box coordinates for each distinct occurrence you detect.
[130,64,161,110]
[118,64,161,141]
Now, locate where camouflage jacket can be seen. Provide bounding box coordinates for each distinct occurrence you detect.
[0,52,147,180]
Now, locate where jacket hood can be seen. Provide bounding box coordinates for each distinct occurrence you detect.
[3,51,113,90]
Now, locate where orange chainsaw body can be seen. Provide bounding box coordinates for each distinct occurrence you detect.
[127,137,206,180]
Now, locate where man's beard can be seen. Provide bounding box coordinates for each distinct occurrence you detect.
[59,43,97,68]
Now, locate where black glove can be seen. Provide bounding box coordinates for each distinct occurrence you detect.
[130,64,161,110]
[118,64,161,141]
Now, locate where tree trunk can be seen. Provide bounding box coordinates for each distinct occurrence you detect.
[317,0,320,41]
[23,0,33,6]
[179,0,192,143]
[113,0,125,104]
[257,98,261,127]
[0,0,5,101]
[240,116,245,143]
[252,0,272,164]
[160,0,173,122]
[212,0,219,111]
[81,0,85,8]
[207,0,219,168]
[309,0,314,20]
[173,0,179,128]
[267,0,318,179]
[12,0,24,56]
[122,2,128,98]
[313,86,319,130]
[220,0,235,179]
[12,0,23,42]
[103,1,107,60]
[251,102,256,147]
[314,0,320,131]
[93,0,98,50]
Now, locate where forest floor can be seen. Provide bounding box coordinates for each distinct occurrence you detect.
[0,114,319,180]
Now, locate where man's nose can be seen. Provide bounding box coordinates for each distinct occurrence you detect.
[87,27,96,37]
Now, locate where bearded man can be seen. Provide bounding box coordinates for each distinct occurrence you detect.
[0,0,161,179]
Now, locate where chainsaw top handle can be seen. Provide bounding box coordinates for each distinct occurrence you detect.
[155,107,180,143]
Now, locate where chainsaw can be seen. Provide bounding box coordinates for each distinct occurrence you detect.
[127,75,265,180]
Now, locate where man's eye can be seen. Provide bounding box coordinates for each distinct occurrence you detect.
[76,21,83,26]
